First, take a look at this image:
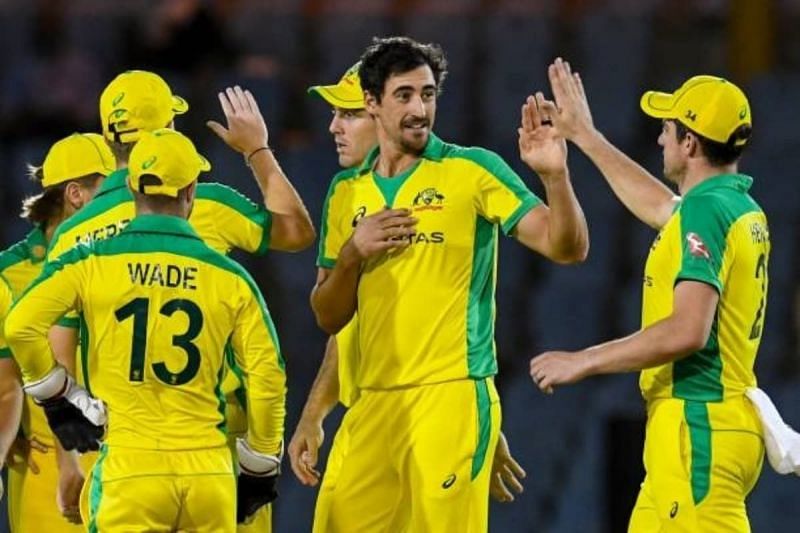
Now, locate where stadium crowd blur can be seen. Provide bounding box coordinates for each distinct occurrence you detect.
[0,0,798,531]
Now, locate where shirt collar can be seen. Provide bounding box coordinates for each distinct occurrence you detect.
[94,168,129,198]
[121,214,200,239]
[356,132,446,175]
[684,173,753,199]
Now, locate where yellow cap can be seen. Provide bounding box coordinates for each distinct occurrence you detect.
[100,70,188,143]
[41,133,116,188]
[128,129,210,197]
[307,63,365,109]
[640,75,752,146]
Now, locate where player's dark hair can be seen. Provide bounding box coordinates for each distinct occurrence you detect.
[672,120,750,166]
[21,166,102,225]
[108,139,135,164]
[358,36,448,103]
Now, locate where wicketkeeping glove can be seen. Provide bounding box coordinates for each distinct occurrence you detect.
[236,438,281,524]
[24,366,106,453]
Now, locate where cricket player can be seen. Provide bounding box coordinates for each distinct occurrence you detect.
[5,129,285,531]
[530,59,767,531]
[0,133,115,531]
[45,70,313,531]
[290,62,526,506]
[311,37,589,532]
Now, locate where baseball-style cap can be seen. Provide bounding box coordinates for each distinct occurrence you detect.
[640,75,752,146]
[307,63,365,109]
[100,70,188,144]
[128,129,210,197]
[41,133,116,188]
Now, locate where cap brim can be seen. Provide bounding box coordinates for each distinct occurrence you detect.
[640,91,677,119]
[172,95,189,115]
[198,155,211,172]
[307,84,365,109]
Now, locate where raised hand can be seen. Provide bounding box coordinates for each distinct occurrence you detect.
[207,86,269,156]
[518,94,567,178]
[538,58,595,143]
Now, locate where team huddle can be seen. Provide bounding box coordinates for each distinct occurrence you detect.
[0,35,783,532]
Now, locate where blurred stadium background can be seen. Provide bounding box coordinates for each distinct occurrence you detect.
[0,0,797,531]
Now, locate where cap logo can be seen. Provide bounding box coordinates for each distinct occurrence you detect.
[739,106,747,120]
[111,109,126,120]
[684,110,697,122]
[112,92,125,107]
[142,156,157,170]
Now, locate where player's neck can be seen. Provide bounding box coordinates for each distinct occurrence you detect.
[373,142,420,178]
[679,162,738,195]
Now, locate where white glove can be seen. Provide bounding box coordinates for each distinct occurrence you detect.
[236,438,281,476]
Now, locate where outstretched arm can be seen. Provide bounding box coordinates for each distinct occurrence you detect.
[208,86,316,251]
[541,58,678,229]
[514,95,588,263]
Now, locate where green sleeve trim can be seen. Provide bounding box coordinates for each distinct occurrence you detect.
[255,211,272,256]
[56,316,80,329]
[317,257,336,269]
[0,240,31,273]
[317,169,358,267]
[0,347,12,359]
[196,183,272,255]
[502,196,542,236]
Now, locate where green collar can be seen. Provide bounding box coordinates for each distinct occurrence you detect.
[684,173,753,199]
[24,225,48,264]
[121,214,200,240]
[95,168,129,198]
[356,132,446,175]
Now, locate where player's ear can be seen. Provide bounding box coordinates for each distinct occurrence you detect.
[63,181,84,209]
[364,90,379,114]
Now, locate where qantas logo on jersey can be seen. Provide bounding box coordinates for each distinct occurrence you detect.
[686,232,710,259]
[412,187,445,212]
[391,231,445,245]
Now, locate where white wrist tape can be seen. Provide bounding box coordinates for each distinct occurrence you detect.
[23,366,107,426]
[237,438,281,477]
[23,366,69,401]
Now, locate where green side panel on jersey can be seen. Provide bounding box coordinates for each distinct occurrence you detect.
[466,217,498,378]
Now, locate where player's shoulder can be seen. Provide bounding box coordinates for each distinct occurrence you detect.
[434,139,512,176]
[195,182,257,209]
[0,238,31,273]
[324,166,362,199]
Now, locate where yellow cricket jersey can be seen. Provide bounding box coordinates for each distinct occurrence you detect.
[641,174,769,403]
[0,227,62,446]
[6,215,285,453]
[47,168,272,261]
[46,168,273,434]
[318,134,541,389]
